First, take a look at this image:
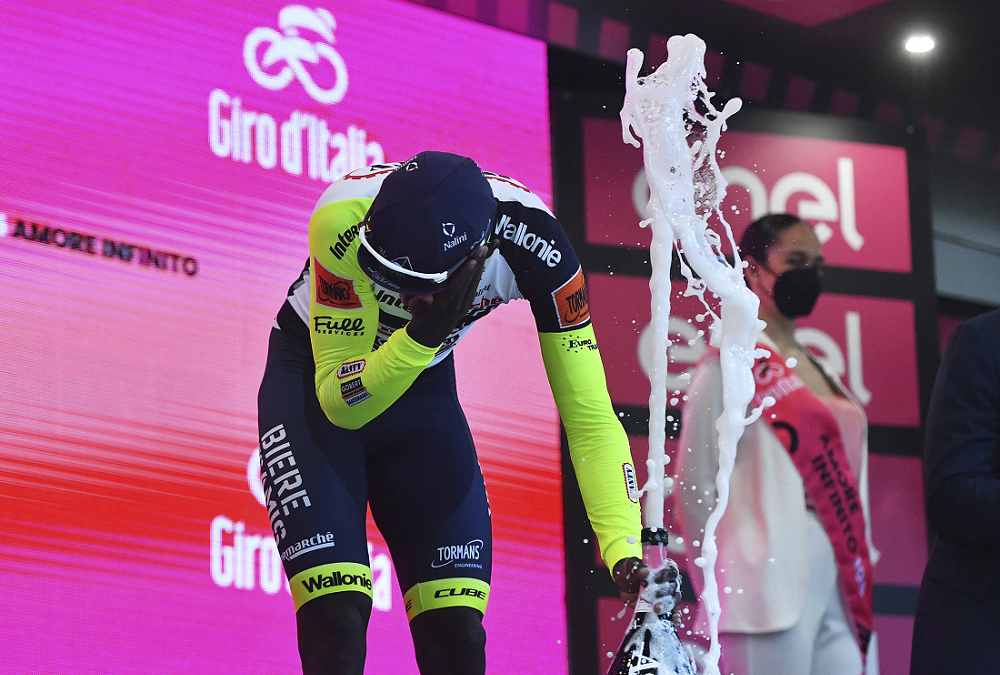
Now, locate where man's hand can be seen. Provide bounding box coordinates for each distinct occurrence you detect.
[405,245,490,348]
[613,556,683,625]
[613,557,649,608]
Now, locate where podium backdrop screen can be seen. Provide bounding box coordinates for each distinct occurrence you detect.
[0,2,566,672]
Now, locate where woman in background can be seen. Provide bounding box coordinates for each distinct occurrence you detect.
[674,213,879,675]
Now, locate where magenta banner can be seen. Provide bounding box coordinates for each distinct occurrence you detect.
[589,274,921,428]
[583,117,912,272]
[563,95,929,675]
[0,2,565,673]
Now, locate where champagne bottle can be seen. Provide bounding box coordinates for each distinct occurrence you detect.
[608,528,695,675]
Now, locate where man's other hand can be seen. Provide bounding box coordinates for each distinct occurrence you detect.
[404,245,489,348]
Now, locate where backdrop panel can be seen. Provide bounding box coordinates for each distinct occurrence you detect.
[552,91,937,675]
[0,2,565,673]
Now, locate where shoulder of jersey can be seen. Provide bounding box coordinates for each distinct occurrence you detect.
[485,171,554,217]
[313,163,403,211]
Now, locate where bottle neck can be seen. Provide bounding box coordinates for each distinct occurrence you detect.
[643,542,670,570]
[640,526,670,569]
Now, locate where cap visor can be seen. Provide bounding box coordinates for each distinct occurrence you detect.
[356,246,448,296]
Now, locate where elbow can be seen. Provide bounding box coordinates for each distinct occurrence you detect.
[927,478,998,549]
[316,382,367,431]
[925,485,955,539]
[328,410,365,431]
[318,400,357,430]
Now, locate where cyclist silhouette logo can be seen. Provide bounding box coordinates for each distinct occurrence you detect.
[244,5,349,105]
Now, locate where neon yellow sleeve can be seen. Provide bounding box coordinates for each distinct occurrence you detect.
[538,324,643,571]
[308,199,438,430]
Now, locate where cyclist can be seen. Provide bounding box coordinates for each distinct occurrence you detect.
[258,151,646,674]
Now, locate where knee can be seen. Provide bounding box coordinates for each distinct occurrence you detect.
[296,593,372,675]
[411,607,486,674]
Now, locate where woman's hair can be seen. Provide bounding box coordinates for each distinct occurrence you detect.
[738,213,805,264]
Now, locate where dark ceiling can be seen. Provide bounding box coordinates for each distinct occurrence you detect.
[717,0,897,28]
[568,0,1000,165]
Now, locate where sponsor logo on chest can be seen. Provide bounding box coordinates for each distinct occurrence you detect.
[494,214,562,267]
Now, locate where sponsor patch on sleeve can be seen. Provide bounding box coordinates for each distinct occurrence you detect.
[344,389,372,407]
[559,335,598,353]
[340,375,371,406]
[551,266,590,329]
[337,359,366,379]
[314,257,363,310]
[623,463,639,503]
[340,377,364,397]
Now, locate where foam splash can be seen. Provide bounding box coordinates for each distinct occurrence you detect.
[621,36,766,675]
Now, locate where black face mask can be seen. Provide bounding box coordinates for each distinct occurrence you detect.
[770,266,823,318]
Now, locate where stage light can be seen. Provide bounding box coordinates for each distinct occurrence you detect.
[905,35,935,53]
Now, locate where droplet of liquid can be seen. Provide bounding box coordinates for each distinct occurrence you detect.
[724,586,732,594]
[675,535,684,544]
[694,557,707,567]
[627,536,637,544]
[607,651,615,658]
[785,357,798,368]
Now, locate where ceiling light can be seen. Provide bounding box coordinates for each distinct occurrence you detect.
[905,35,935,53]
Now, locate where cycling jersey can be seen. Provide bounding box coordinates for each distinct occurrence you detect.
[274,163,641,575]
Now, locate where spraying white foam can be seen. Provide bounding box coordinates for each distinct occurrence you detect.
[621,36,767,675]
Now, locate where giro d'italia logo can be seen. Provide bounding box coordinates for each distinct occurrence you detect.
[243,5,349,105]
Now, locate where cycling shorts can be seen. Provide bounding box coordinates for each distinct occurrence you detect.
[256,326,491,619]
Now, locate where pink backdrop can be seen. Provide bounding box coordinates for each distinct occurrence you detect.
[589,276,921,428]
[0,1,565,673]
[581,114,925,675]
[584,117,912,273]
